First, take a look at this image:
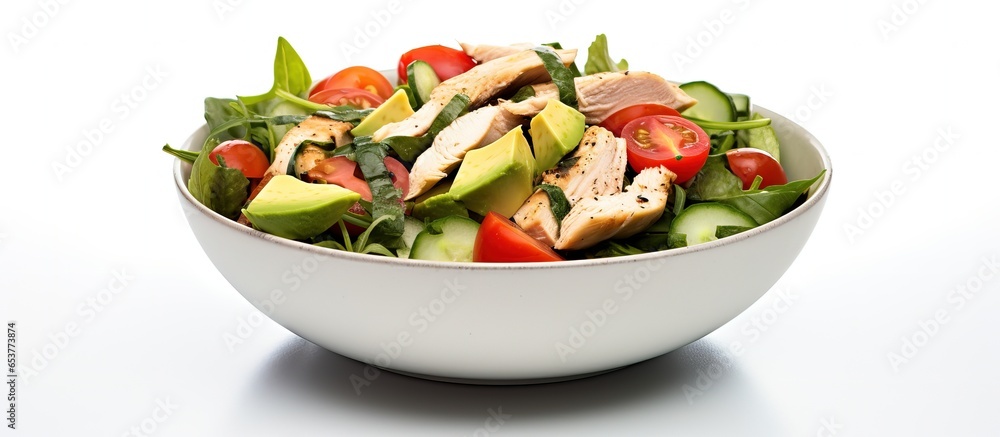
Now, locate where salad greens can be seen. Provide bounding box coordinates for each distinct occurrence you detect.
[584,34,629,75]
[165,34,825,263]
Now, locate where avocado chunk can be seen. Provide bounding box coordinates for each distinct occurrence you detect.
[529,99,586,175]
[242,175,361,240]
[413,181,469,221]
[450,127,535,218]
[351,89,415,137]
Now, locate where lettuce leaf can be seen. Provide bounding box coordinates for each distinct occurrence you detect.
[584,34,629,75]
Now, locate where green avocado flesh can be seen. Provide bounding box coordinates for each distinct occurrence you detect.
[242,175,361,240]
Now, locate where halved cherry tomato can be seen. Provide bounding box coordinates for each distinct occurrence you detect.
[397,45,476,84]
[311,66,394,100]
[599,104,682,137]
[209,140,269,179]
[308,88,384,109]
[622,115,710,183]
[725,148,788,190]
[473,212,564,263]
[305,156,409,202]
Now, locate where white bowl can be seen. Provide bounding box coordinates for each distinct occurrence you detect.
[174,106,831,383]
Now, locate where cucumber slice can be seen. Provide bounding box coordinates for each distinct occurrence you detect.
[668,202,757,247]
[409,216,480,262]
[729,93,750,120]
[407,60,440,109]
[680,81,736,122]
[396,216,427,259]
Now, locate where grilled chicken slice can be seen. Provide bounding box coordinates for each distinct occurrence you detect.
[265,116,353,177]
[576,71,696,124]
[459,42,535,63]
[554,166,676,250]
[513,126,627,246]
[500,83,559,116]
[501,72,697,121]
[372,48,577,142]
[405,106,524,200]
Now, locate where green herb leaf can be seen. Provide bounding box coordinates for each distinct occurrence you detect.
[161,144,199,164]
[536,184,571,223]
[510,85,536,103]
[313,106,374,125]
[584,34,628,75]
[735,113,781,162]
[542,42,582,78]
[239,37,312,106]
[382,93,470,162]
[533,46,577,108]
[715,225,754,239]
[712,171,825,225]
[354,136,404,247]
[687,155,743,201]
[187,142,249,220]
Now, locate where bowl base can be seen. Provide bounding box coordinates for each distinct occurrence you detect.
[381,365,629,385]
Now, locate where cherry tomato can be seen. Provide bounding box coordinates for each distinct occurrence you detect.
[473,212,564,263]
[305,156,409,202]
[209,140,269,179]
[311,66,394,100]
[308,88,384,109]
[621,116,710,183]
[397,45,476,84]
[725,148,788,190]
[599,104,682,137]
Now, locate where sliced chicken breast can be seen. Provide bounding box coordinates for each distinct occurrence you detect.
[459,42,535,63]
[554,166,677,250]
[513,126,627,246]
[501,72,697,121]
[265,116,353,177]
[372,49,577,142]
[576,71,696,124]
[406,106,524,200]
[500,83,558,116]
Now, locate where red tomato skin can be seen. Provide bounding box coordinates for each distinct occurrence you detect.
[308,88,384,109]
[397,45,476,84]
[473,212,563,263]
[725,148,788,190]
[209,140,269,179]
[599,104,682,137]
[622,116,710,183]
[311,66,394,99]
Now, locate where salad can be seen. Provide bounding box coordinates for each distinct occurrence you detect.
[164,35,824,263]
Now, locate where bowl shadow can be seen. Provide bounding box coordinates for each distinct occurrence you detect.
[240,334,785,431]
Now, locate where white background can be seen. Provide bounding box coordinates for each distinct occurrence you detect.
[2,0,997,435]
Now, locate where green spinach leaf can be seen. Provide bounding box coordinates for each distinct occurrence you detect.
[239,37,312,107]
[187,142,249,220]
[353,136,404,247]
